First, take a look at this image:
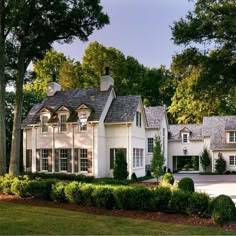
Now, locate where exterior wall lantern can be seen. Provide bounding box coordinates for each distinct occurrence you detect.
[183,146,187,155]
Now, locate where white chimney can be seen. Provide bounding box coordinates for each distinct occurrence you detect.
[46,82,61,96]
[100,67,114,91]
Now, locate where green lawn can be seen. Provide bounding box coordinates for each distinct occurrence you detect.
[0,202,233,235]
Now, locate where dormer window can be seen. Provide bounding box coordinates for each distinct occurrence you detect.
[41,116,48,133]
[60,114,67,132]
[182,133,189,144]
[76,104,92,132]
[136,111,141,127]
[229,131,236,143]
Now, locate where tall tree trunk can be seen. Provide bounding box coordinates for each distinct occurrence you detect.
[9,51,26,175]
[0,0,6,175]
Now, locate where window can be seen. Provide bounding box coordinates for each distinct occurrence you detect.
[78,112,89,132]
[79,123,87,131]
[229,132,236,143]
[59,149,68,171]
[41,149,49,171]
[182,133,189,144]
[136,111,141,127]
[110,148,126,169]
[133,148,143,168]
[80,149,88,172]
[41,116,48,133]
[147,138,154,153]
[229,156,236,166]
[60,114,67,132]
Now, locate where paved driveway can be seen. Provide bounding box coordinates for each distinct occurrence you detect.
[145,174,236,203]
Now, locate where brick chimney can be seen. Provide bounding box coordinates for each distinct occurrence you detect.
[100,67,114,91]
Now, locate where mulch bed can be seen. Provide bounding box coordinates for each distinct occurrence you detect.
[1,194,236,232]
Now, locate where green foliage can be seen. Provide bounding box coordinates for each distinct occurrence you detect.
[210,195,236,225]
[169,190,191,213]
[151,136,165,182]
[200,147,211,172]
[178,177,195,193]
[113,150,128,180]
[10,179,29,197]
[64,181,83,204]
[153,186,172,211]
[131,173,138,182]
[187,192,210,218]
[51,182,68,203]
[215,153,226,174]
[162,173,175,185]
[92,186,116,209]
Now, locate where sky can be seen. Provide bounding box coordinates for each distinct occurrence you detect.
[54,0,194,69]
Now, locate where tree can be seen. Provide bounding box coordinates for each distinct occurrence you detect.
[170,0,236,123]
[5,0,109,175]
[215,153,226,174]
[200,147,211,172]
[113,150,128,180]
[151,136,165,182]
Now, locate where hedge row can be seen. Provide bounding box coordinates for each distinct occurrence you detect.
[0,175,235,225]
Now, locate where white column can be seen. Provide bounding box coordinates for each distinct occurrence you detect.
[52,126,55,173]
[71,125,75,173]
[23,129,27,172]
[31,127,37,173]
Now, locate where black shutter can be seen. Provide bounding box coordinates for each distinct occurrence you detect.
[110,149,114,169]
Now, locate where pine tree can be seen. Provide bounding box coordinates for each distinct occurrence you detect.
[151,136,165,182]
[200,147,211,172]
[113,150,128,180]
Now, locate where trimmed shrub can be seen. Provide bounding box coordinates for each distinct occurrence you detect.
[64,181,83,204]
[0,179,14,194]
[178,177,195,193]
[169,190,191,213]
[10,179,29,197]
[131,173,138,182]
[51,181,68,202]
[80,184,95,206]
[146,169,151,177]
[215,153,226,174]
[187,192,210,217]
[210,194,236,225]
[28,179,55,200]
[153,186,172,211]
[92,186,116,209]
[162,173,174,185]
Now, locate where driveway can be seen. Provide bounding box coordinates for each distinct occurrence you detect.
[146,174,236,203]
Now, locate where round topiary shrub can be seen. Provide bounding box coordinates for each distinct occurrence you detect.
[178,177,195,193]
[131,173,138,182]
[162,173,175,185]
[210,194,236,225]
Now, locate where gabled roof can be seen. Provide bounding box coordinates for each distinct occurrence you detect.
[105,96,140,123]
[202,116,236,150]
[169,124,203,141]
[144,106,166,129]
[22,87,112,128]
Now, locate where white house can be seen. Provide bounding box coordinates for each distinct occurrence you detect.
[168,116,236,172]
[22,73,168,178]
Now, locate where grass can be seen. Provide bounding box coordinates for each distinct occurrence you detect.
[0,202,234,235]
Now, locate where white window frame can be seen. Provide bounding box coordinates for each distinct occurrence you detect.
[147,138,154,153]
[229,156,236,166]
[59,149,68,171]
[133,148,143,168]
[41,116,49,133]
[182,133,189,144]
[79,149,88,172]
[136,111,141,127]
[41,149,49,171]
[229,131,236,143]
[59,114,67,132]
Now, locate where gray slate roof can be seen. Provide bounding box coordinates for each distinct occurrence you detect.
[144,106,165,129]
[22,88,111,128]
[169,124,203,141]
[105,96,140,123]
[202,116,236,150]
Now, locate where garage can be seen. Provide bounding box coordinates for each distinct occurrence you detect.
[173,156,199,173]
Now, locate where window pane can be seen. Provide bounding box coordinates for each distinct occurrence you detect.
[229,156,235,165]
[182,134,188,143]
[229,132,236,142]
[60,149,68,171]
[148,138,153,152]
[80,149,88,171]
[41,149,49,171]
[60,115,67,132]
[42,116,48,133]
